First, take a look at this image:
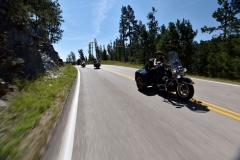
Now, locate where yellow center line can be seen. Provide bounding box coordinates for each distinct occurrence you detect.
[193,98,240,117]
[189,99,240,121]
[103,68,135,80]
[102,68,240,121]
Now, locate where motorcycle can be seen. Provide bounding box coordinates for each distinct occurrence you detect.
[135,51,195,101]
[81,61,86,67]
[94,60,101,69]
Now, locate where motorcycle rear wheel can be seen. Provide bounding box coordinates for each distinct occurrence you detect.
[136,75,147,91]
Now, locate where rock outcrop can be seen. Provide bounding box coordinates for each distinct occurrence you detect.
[0,18,62,80]
[0,17,63,97]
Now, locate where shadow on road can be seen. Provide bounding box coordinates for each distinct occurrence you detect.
[158,92,210,113]
[232,146,240,160]
[138,87,157,96]
[138,87,210,113]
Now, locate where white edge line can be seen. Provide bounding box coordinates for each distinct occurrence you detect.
[59,67,80,160]
[190,77,240,87]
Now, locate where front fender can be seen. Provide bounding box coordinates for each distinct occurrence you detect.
[178,77,195,85]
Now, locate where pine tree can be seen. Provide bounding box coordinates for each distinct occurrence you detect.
[66,51,76,64]
[88,43,95,62]
[119,6,128,61]
[94,38,100,59]
[78,49,85,61]
[102,45,108,60]
[201,0,240,38]
[146,7,159,57]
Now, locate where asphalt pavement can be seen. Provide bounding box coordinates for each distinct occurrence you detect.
[42,64,240,160]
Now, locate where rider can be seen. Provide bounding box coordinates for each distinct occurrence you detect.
[153,51,166,86]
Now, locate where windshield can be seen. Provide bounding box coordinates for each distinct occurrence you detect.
[168,51,182,69]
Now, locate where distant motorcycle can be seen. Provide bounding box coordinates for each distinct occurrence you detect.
[81,61,86,67]
[135,51,195,101]
[93,60,101,69]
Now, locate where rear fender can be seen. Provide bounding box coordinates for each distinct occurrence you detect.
[135,71,148,83]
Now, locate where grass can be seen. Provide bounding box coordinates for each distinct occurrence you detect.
[0,64,77,160]
[101,60,240,85]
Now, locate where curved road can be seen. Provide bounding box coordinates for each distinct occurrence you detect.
[42,65,240,160]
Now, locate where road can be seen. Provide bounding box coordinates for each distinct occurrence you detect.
[42,65,240,160]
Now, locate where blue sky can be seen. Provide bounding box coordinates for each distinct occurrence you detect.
[54,0,221,60]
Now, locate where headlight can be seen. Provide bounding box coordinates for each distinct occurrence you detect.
[183,68,187,72]
[172,69,176,74]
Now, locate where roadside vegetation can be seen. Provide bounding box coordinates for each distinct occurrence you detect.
[0,0,64,85]
[0,64,77,160]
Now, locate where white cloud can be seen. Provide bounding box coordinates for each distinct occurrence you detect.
[164,0,199,15]
[64,36,87,40]
[98,33,119,42]
[92,0,116,37]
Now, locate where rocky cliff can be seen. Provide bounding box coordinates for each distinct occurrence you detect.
[0,18,63,96]
[0,17,61,80]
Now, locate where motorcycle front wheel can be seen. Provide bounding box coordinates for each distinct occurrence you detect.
[176,82,194,101]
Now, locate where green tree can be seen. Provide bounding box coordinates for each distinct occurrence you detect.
[99,45,103,59]
[77,59,81,65]
[66,51,76,65]
[131,20,145,64]
[0,0,64,45]
[94,38,101,59]
[126,5,137,58]
[88,43,95,62]
[71,52,76,65]
[157,19,197,70]
[78,49,85,61]
[107,41,115,60]
[146,7,159,57]
[113,38,122,61]
[102,45,108,60]
[119,6,128,61]
[201,0,240,38]
[139,24,149,64]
